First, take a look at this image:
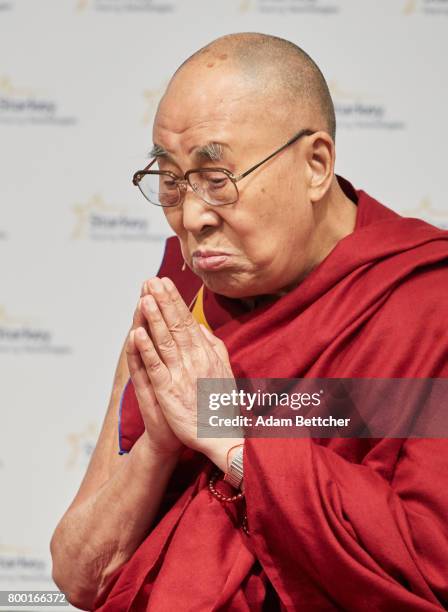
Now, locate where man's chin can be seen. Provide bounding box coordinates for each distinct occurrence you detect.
[198,271,261,300]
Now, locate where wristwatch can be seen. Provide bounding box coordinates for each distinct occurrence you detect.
[224,446,244,489]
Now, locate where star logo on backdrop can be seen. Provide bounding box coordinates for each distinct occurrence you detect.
[328,80,367,102]
[0,75,35,97]
[71,193,123,239]
[239,0,253,11]
[0,74,75,125]
[76,0,89,10]
[329,80,404,130]
[0,305,33,327]
[403,197,448,228]
[402,0,417,14]
[0,543,33,555]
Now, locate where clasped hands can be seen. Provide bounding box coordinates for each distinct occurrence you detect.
[126,276,244,474]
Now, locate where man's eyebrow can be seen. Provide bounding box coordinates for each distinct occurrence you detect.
[149,143,170,158]
[193,142,230,162]
[149,141,232,163]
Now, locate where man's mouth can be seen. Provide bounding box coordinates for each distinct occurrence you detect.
[192,252,230,270]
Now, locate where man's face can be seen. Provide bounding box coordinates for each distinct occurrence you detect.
[152,61,315,298]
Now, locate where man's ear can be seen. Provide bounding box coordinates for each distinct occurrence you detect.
[304,131,335,203]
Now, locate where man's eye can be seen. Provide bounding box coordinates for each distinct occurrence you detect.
[208,176,227,188]
[161,178,177,189]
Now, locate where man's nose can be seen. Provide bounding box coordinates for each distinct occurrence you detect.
[181,187,221,234]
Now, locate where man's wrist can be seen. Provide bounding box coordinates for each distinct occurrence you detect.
[205,438,245,479]
[134,434,183,473]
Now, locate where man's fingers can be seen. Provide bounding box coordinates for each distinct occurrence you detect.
[126,330,158,408]
[133,326,171,388]
[159,276,206,350]
[140,294,180,368]
[199,324,230,363]
[143,277,194,353]
[140,281,149,297]
[132,296,149,332]
[132,279,154,331]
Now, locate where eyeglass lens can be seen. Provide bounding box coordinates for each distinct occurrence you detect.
[137,163,238,207]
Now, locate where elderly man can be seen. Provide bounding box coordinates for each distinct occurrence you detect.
[51,33,448,611]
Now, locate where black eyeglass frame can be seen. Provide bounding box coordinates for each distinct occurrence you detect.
[132,128,316,207]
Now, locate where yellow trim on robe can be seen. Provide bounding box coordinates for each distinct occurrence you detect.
[190,285,212,331]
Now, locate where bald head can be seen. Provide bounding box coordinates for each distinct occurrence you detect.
[171,32,336,142]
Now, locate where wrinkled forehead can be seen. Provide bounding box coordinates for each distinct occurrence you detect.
[153,64,263,150]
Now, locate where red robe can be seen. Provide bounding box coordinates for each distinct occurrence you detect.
[94,176,448,611]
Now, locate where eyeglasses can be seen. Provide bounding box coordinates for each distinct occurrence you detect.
[132,128,316,208]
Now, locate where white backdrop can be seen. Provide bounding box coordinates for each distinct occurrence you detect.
[1,0,448,609]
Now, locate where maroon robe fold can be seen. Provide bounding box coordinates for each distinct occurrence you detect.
[95,176,448,611]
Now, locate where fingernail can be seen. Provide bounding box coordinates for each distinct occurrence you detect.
[136,328,146,340]
[149,277,163,293]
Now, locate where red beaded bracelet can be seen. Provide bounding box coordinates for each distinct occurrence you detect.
[242,513,249,536]
[208,470,250,535]
[208,469,244,502]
